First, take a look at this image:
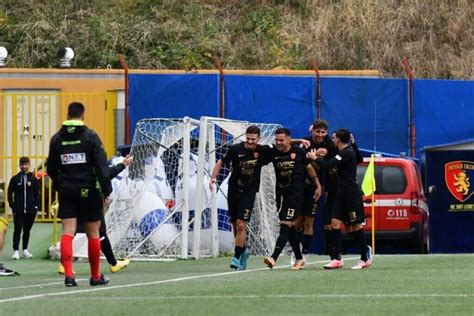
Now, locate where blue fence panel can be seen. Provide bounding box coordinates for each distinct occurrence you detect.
[414,79,474,156]
[224,75,316,138]
[129,74,220,133]
[321,77,409,155]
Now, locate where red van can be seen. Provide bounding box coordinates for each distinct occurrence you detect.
[350,157,430,253]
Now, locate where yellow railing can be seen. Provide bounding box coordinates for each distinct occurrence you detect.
[0,91,116,223]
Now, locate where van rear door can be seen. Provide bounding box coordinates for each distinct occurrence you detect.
[374,163,412,231]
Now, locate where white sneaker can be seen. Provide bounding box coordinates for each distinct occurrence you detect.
[11,250,20,260]
[23,249,33,259]
[303,253,309,267]
[290,252,296,266]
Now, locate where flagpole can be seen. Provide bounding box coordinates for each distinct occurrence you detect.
[371,178,375,255]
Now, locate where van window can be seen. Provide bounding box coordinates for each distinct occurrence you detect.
[357,165,407,194]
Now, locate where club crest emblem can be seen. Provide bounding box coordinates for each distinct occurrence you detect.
[445,161,474,202]
[254,152,259,158]
[290,153,296,160]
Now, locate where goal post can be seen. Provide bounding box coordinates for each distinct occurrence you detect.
[102,116,281,261]
[104,117,200,260]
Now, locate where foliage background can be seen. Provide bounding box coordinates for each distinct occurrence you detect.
[0,0,472,78]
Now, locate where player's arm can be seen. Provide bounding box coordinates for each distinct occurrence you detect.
[7,177,15,211]
[315,151,351,169]
[32,176,40,211]
[291,138,311,148]
[209,159,224,191]
[350,134,363,164]
[210,146,234,190]
[109,155,133,179]
[90,133,113,197]
[46,136,61,191]
[306,164,322,201]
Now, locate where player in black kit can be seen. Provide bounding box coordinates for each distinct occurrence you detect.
[291,119,336,265]
[264,128,321,270]
[315,129,372,270]
[210,125,271,270]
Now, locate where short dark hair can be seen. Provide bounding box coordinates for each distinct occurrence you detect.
[312,119,328,131]
[19,156,30,164]
[67,102,85,119]
[334,128,351,144]
[246,125,260,136]
[275,127,291,136]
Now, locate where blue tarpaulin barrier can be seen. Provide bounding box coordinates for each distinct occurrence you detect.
[414,79,474,156]
[129,74,220,133]
[223,75,316,138]
[321,77,408,155]
[128,74,472,158]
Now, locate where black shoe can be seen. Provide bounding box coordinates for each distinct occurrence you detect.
[65,276,77,287]
[90,274,109,286]
[0,263,16,276]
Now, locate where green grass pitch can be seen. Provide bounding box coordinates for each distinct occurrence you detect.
[1,224,473,315]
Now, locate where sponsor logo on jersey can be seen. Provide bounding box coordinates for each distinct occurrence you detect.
[60,153,86,165]
[445,161,474,202]
[62,140,81,146]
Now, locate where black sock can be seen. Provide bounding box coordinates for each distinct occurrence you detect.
[289,228,303,260]
[324,230,332,256]
[324,230,333,259]
[350,230,369,261]
[271,224,290,261]
[331,229,342,261]
[301,234,312,255]
[234,246,245,259]
[100,233,117,266]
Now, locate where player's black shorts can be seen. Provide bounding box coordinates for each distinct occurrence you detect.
[276,189,303,222]
[58,186,103,222]
[227,189,257,222]
[331,189,365,225]
[301,186,318,217]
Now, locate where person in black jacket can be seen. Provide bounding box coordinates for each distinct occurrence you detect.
[47,102,112,287]
[8,156,39,260]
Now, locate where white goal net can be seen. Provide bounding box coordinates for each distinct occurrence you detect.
[102,116,281,260]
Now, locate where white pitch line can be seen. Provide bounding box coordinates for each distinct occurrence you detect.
[64,293,474,301]
[0,257,358,304]
[0,279,89,291]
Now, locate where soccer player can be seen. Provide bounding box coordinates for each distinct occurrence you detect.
[264,128,321,270]
[7,156,40,260]
[209,125,271,270]
[47,101,112,287]
[291,119,336,264]
[57,154,133,275]
[315,129,372,270]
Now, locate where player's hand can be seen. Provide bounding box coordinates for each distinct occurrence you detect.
[300,139,311,148]
[314,186,322,201]
[315,148,327,156]
[307,149,318,160]
[103,196,111,207]
[123,154,133,167]
[209,178,216,191]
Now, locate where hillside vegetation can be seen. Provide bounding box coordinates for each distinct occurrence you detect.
[0,0,472,79]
